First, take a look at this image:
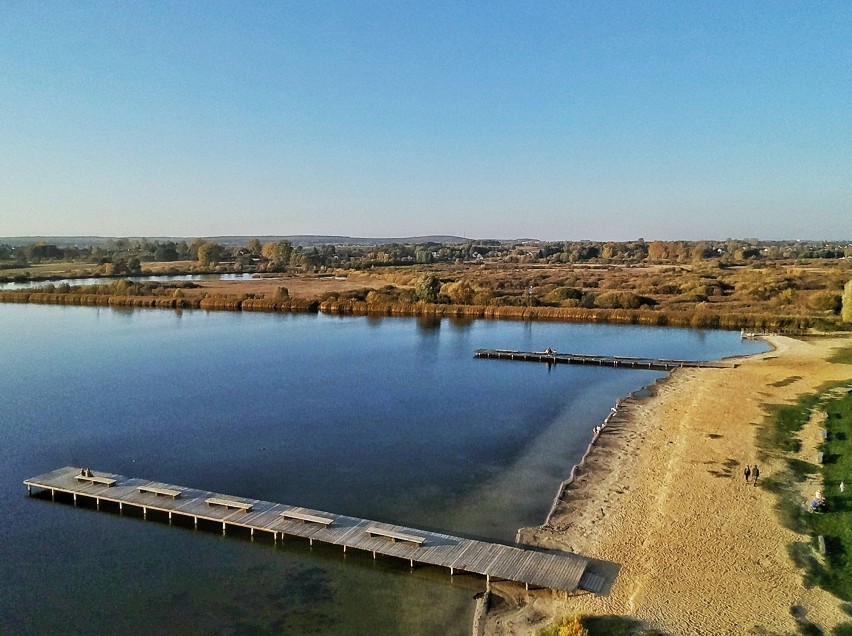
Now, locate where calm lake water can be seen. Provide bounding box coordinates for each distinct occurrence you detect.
[0,272,263,290]
[0,304,769,635]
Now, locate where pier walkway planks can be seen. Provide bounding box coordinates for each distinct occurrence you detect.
[474,349,733,371]
[24,466,596,593]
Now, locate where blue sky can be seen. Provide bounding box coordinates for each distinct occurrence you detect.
[1,1,850,240]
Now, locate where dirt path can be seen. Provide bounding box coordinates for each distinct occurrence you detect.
[486,336,852,635]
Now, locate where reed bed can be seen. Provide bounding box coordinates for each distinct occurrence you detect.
[0,291,817,332]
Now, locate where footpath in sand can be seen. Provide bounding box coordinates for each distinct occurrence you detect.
[486,336,852,636]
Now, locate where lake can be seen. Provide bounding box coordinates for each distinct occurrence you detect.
[0,304,769,634]
[0,273,264,291]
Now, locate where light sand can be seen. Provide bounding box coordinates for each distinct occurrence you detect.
[486,335,852,635]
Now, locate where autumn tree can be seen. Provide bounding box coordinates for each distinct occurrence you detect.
[262,240,293,270]
[414,275,440,303]
[197,242,222,266]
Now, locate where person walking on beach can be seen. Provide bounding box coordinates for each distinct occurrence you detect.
[744,465,751,483]
[753,465,760,485]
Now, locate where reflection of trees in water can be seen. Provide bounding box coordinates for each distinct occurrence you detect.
[447,315,474,329]
[417,315,441,331]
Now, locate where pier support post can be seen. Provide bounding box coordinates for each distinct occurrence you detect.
[309,538,313,546]
[194,516,198,528]
[343,545,347,554]
[410,559,414,568]
[450,567,454,576]
[119,502,123,514]
[143,507,147,519]
[222,522,226,535]
[168,511,172,524]
[73,493,77,505]
[96,498,100,510]
[372,551,376,559]
[51,489,55,501]
[27,484,31,496]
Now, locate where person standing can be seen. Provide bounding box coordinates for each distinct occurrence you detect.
[753,465,760,485]
[744,465,751,483]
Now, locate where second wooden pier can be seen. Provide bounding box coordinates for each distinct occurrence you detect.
[474,349,733,371]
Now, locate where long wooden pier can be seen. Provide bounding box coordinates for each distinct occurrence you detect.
[474,349,732,371]
[24,466,603,594]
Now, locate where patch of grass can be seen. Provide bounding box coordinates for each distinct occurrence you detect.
[827,346,852,365]
[807,390,852,600]
[762,384,852,603]
[579,615,668,636]
[761,398,820,454]
[832,624,852,636]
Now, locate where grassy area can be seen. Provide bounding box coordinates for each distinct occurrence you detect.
[828,345,852,366]
[811,389,852,600]
[760,383,852,608]
[0,262,95,278]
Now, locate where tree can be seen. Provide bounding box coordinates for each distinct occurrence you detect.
[441,279,477,304]
[414,275,441,303]
[246,238,262,255]
[261,240,293,270]
[842,279,852,323]
[197,242,222,266]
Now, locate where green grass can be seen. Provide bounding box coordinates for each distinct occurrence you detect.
[808,391,852,600]
[761,384,852,604]
[828,346,852,365]
[761,396,820,454]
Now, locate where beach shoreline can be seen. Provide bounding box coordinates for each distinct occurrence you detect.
[486,335,852,635]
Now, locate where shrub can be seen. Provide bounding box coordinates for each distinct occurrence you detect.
[539,615,588,636]
[546,287,583,302]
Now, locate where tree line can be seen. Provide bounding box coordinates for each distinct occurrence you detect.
[2,237,851,276]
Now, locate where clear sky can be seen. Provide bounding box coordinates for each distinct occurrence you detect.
[1,1,850,241]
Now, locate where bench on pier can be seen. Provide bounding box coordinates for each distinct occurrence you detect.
[366,526,425,546]
[74,474,117,487]
[138,485,182,499]
[279,510,334,527]
[205,497,253,512]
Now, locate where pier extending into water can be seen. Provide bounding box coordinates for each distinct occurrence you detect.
[24,466,604,594]
[474,349,733,371]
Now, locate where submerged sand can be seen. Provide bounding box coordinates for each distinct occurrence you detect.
[485,335,852,635]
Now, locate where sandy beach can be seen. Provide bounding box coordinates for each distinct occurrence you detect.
[485,335,852,635]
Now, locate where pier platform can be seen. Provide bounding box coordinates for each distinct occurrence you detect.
[25,466,600,594]
[474,349,732,371]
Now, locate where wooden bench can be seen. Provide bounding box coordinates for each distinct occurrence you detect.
[205,497,253,512]
[74,474,117,487]
[366,526,425,546]
[279,510,334,527]
[138,485,182,499]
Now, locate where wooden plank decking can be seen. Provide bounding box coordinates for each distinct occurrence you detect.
[474,349,732,371]
[24,466,594,593]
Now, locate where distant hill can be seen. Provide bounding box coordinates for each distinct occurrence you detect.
[0,235,473,248]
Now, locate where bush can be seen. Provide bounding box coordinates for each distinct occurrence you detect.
[546,286,583,302]
[539,615,588,636]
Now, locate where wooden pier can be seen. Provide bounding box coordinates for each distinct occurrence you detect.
[24,466,602,594]
[474,349,732,371]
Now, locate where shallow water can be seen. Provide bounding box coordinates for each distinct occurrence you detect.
[0,304,769,634]
[0,272,262,290]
